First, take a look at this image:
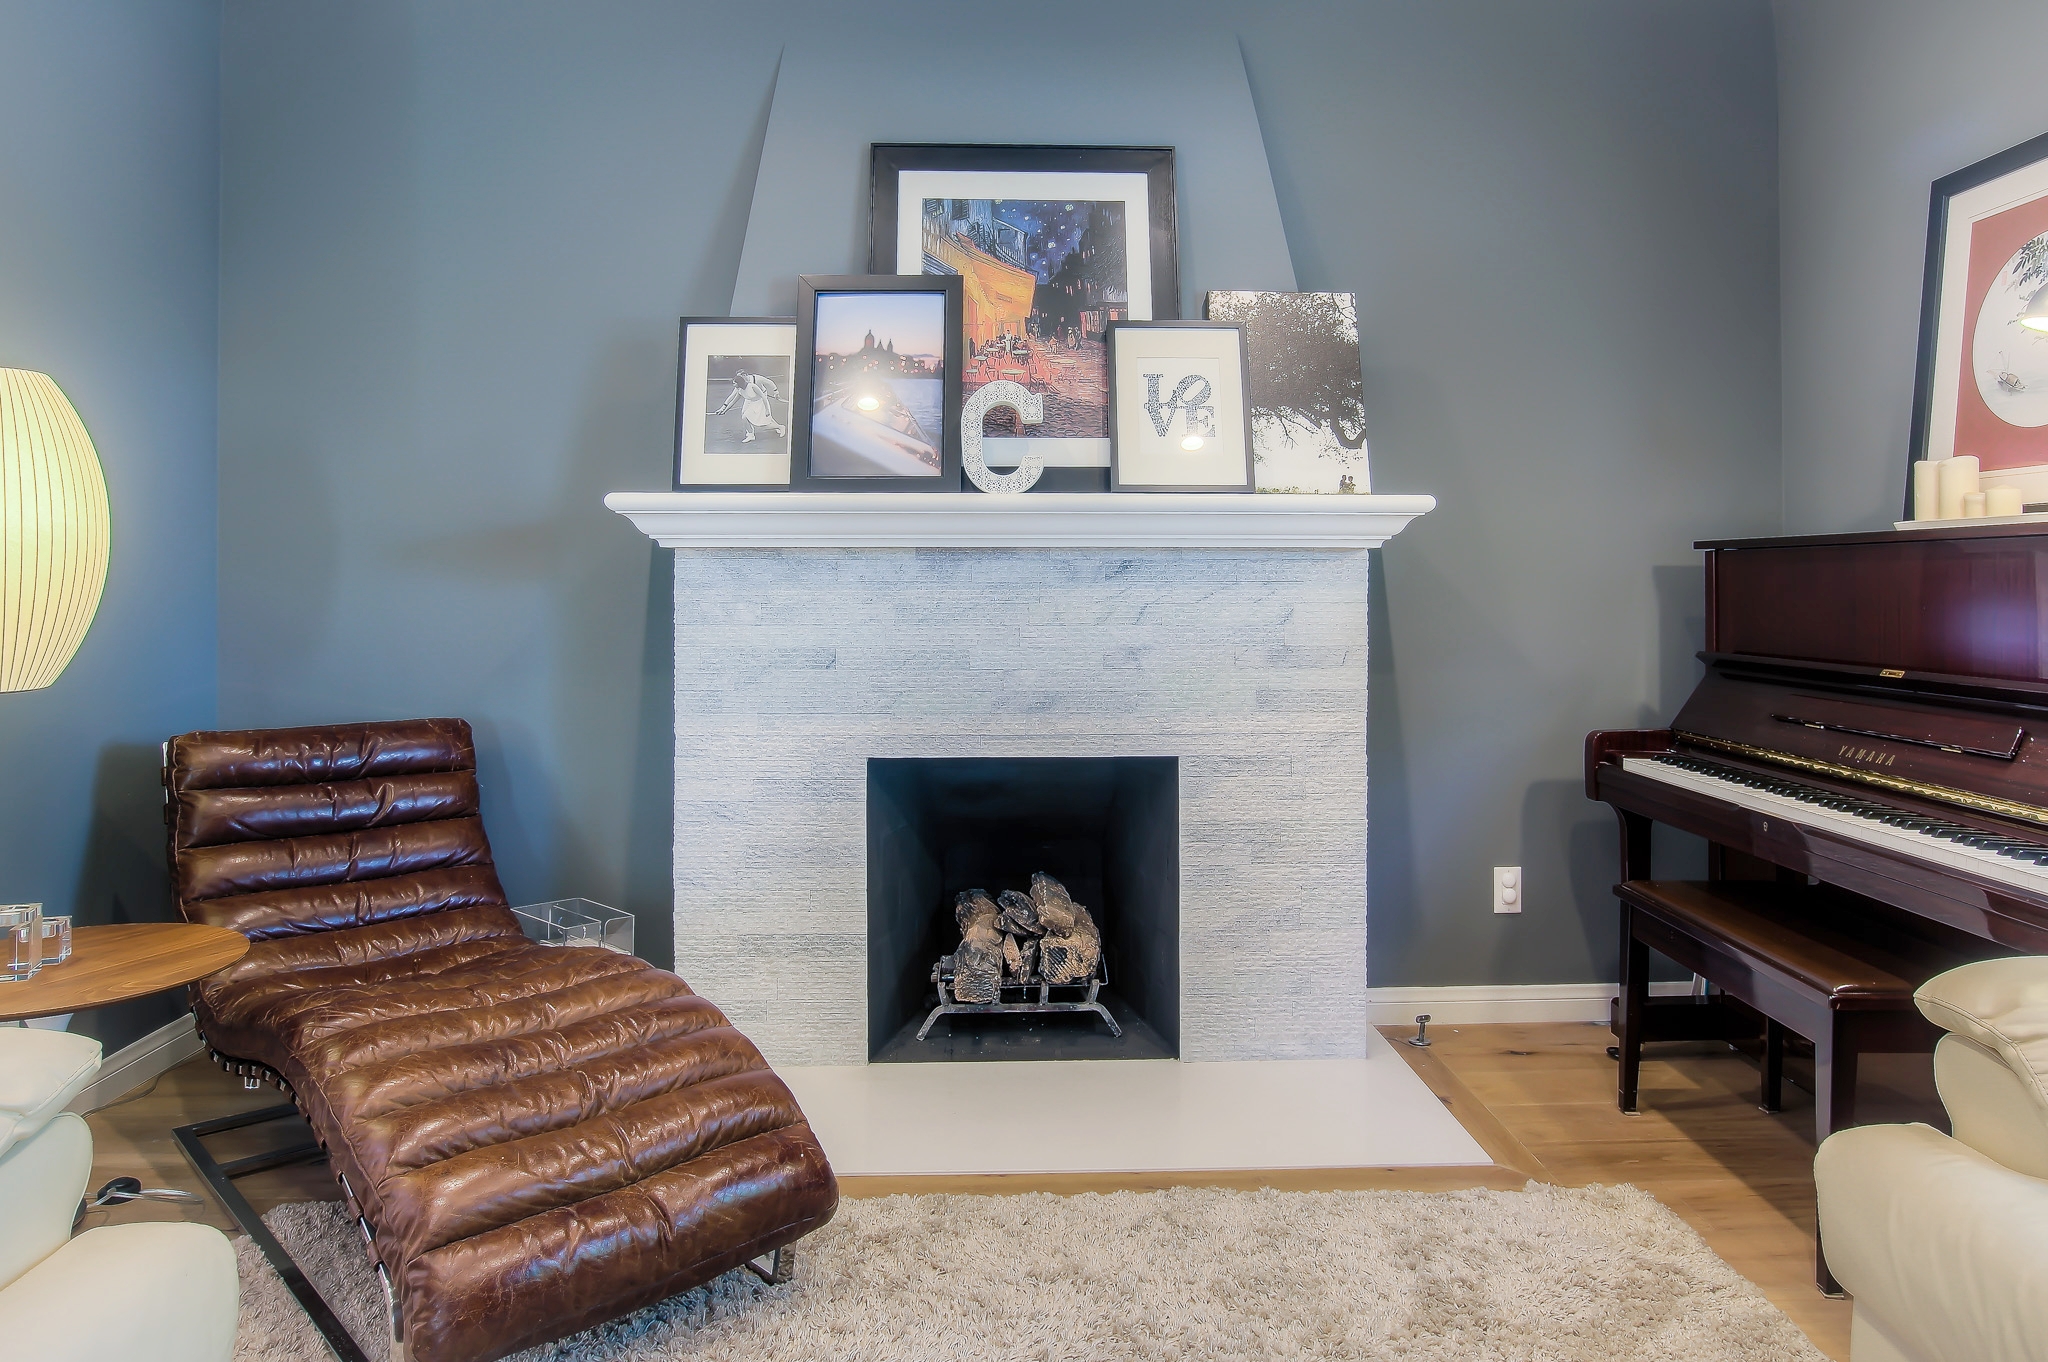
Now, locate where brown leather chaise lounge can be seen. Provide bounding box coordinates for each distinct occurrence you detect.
[164,718,837,1362]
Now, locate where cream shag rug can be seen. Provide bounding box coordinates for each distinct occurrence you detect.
[233,1184,1827,1361]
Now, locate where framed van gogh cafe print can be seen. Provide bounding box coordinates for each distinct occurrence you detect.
[1907,129,2048,513]
[868,143,1180,490]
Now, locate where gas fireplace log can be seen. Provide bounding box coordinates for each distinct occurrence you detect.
[996,890,1042,937]
[954,940,1002,1003]
[1029,872,1073,909]
[1040,933,1099,983]
[956,889,1001,935]
[953,890,1004,1003]
[945,877,1099,999]
[1040,899,1101,984]
[1030,898,1074,935]
[1028,873,1080,934]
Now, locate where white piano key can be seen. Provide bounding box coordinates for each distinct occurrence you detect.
[1620,755,2048,897]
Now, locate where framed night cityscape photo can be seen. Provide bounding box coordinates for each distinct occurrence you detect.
[869,144,1180,491]
[790,274,964,492]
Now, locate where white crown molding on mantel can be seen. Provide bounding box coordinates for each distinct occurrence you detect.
[605,491,1435,550]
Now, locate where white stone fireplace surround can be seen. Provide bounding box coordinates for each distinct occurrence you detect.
[610,492,1432,1068]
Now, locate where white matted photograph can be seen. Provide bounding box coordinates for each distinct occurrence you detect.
[1106,321,1254,493]
[673,318,798,489]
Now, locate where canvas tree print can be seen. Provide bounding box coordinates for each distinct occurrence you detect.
[1205,291,1371,493]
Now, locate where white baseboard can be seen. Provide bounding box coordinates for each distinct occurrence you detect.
[66,1012,204,1113]
[55,992,1682,1105]
[1366,981,1696,1027]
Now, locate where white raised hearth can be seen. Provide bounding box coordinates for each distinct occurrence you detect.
[611,491,1433,1069]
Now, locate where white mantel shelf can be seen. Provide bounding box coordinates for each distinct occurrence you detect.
[605,491,1434,550]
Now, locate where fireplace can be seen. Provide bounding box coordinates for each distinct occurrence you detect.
[614,491,1428,1064]
[867,756,1178,1062]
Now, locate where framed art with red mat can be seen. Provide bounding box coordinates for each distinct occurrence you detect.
[1907,130,2048,515]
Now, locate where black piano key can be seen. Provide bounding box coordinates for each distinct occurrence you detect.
[1672,757,2048,867]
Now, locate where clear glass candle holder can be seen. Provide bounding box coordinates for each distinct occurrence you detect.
[511,899,634,955]
[39,914,71,966]
[1,903,44,982]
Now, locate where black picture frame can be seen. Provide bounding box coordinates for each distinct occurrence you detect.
[1904,129,2048,519]
[1106,320,1256,494]
[673,316,798,491]
[791,274,964,492]
[868,144,1180,493]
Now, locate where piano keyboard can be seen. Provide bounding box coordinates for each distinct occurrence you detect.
[1621,753,2048,896]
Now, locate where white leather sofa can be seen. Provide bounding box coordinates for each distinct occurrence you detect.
[0,1028,238,1362]
[1815,956,2048,1362]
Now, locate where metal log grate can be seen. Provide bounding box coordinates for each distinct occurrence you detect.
[916,953,1122,1041]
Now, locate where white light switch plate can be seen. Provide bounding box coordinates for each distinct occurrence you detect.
[1493,866,1522,914]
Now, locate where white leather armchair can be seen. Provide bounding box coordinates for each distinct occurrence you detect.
[0,1028,238,1362]
[1815,956,2048,1362]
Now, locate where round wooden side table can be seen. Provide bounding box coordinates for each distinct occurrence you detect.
[0,922,247,1023]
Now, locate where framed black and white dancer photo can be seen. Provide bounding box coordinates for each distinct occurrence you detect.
[868,144,1179,490]
[673,317,798,490]
[1106,320,1254,493]
[791,274,964,491]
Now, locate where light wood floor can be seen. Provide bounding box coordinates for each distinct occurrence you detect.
[85,1021,1925,1360]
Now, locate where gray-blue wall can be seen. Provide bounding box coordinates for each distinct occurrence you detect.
[0,0,220,1048]
[1776,0,2048,533]
[214,0,1783,990]
[216,2,789,971]
[1250,2,1779,985]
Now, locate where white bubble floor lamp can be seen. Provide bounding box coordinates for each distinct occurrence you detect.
[0,369,110,692]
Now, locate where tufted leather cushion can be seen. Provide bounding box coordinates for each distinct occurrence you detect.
[166,720,837,1362]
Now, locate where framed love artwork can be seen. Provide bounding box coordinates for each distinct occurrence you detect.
[1105,320,1254,493]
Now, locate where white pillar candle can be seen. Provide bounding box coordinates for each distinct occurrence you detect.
[1987,485,2025,517]
[1913,461,1941,520]
[1938,455,1980,519]
[1964,490,1988,517]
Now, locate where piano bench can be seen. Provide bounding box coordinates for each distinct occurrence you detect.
[1613,879,1954,1147]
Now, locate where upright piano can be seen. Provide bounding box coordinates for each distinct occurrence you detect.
[1588,522,2048,1015]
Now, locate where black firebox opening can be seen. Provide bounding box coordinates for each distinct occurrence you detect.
[867,756,1178,1062]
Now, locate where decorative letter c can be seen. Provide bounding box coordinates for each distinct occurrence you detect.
[961,381,1046,494]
